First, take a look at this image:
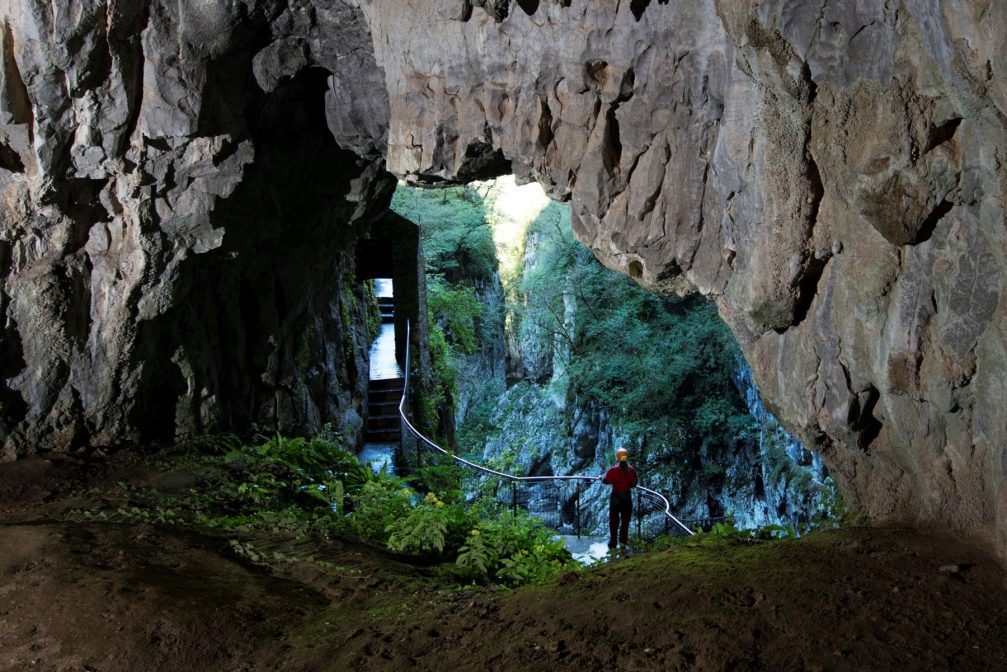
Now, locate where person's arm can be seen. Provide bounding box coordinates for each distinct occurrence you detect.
[630,467,639,488]
[602,467,612,484]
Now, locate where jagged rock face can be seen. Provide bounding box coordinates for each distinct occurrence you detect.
[1,1,1006,558]
[0,0,395,455]
[350,0,1007,557]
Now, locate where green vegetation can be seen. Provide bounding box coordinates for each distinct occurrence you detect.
[394,177,754,462]
[73,430,371,535]
[455,512,574,586]
[456,378,504,456]
[426,275,482,355]
[363,279,383,342]
[417,321,456,441]
[515,202,754,462]
[68,432,576,588]
[391,184,497,285]
[393,177,832,532]
[391,183,504,445]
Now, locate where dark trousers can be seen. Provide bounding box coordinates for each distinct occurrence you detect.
[608,491,633,547]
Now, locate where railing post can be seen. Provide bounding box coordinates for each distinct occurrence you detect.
[636,489,642,541]
[510,480,517,517]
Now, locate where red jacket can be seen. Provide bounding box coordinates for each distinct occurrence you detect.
[603,464,638,493]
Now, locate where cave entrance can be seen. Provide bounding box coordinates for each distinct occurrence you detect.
[389,175,833,535]
[355,211,429,470]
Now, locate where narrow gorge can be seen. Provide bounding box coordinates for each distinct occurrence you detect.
[397,177,831,534]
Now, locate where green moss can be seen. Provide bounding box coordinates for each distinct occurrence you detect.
[363,279,382,342]
[418,318,456,442]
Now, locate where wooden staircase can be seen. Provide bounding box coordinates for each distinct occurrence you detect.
[378,296,395,323]
[366,377,403,443]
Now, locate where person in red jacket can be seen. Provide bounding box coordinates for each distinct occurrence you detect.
[602,447,638,549]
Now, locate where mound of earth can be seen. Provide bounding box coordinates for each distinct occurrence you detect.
[1,453,1005,671]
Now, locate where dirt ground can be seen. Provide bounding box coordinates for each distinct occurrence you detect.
[1,453,1006,672]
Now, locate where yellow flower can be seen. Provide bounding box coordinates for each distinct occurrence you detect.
[470,529,480,536]
[435,501,445,508]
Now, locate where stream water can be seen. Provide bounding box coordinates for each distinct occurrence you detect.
[558,535,612,564]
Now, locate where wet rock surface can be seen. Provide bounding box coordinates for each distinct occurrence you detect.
[1,1,1006,560]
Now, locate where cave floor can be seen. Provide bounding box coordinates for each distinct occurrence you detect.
[1,453,1006,672]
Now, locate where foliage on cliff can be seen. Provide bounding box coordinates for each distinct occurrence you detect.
[391,179,752,451]
[512,202,753,459]
[391,184,503,444]
[390,178,831,528]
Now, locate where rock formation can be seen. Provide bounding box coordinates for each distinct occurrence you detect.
[1,1,1005,559]
[0,0,395,455]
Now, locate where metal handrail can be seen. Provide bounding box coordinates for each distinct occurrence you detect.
[397,320,694,537]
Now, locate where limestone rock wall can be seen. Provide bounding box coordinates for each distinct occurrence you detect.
[351,0,1007,558]
[0,0,394,456]
[1,0,1006,559]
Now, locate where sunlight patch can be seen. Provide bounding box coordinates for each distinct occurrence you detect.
[478,176,551,289]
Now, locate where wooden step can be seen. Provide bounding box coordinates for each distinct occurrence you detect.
[370,377,404,389]
[368,401,399,415]
[368,390,400,404]
[366,430,400,443]
[367,415,400,431]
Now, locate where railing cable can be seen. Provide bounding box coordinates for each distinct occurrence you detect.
[397,321,694,538]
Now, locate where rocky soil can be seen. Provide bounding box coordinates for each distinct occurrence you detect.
[2,453,1006,672]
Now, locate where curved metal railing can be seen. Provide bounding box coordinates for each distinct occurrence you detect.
[397,321,693,539]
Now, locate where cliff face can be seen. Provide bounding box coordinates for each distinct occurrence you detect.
[1,1,1005,556]
[0,1,393,454]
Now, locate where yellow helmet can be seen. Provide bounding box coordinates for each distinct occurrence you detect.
[616,448,629,462]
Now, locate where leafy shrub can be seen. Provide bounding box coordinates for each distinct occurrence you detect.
[812,480,864,528]
[224,431,360,511]
[412,463,466,504]
[350,478,416,544]
[386,492,451,555]
[102,430,368,535]
[427,275,482,355]
[455,512,577,586]
[184,432,241,455]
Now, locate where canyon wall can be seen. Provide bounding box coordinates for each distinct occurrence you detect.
[1,1,1005,557]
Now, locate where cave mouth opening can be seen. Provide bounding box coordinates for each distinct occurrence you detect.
[387,175,833,532]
